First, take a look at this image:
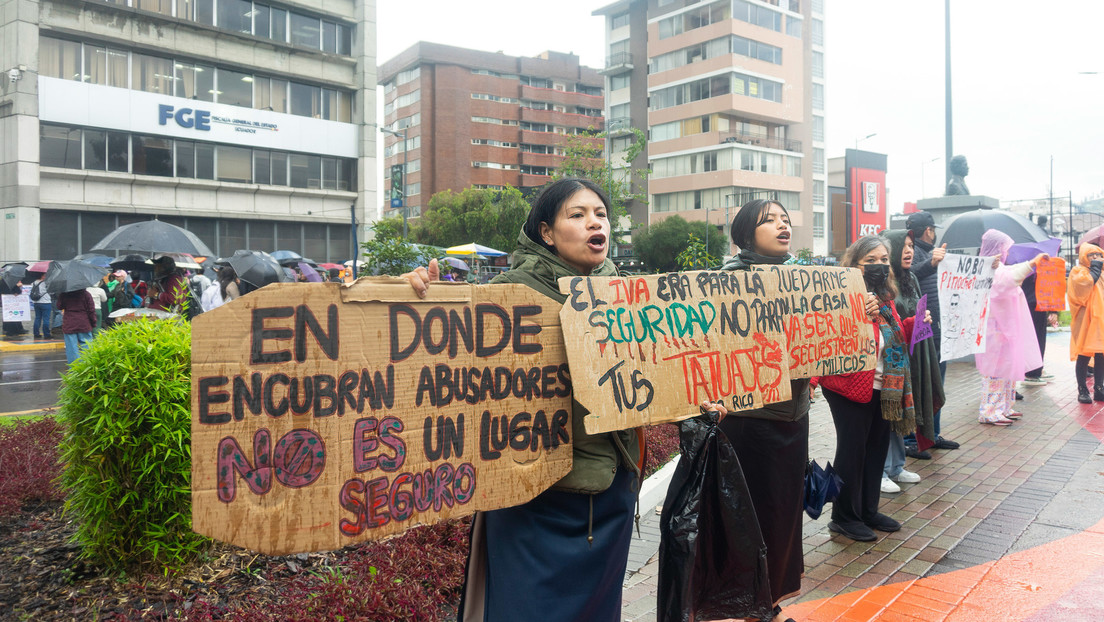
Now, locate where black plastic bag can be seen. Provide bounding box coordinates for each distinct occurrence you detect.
[803,459,843,520]
[657,414,775,622]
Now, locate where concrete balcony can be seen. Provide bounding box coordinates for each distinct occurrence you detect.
[521,173,552,188]
[521,107,603,131]
[520,151,562,169]
[519,84,603,109]
[718,131,802,153]
[599,52,633,76]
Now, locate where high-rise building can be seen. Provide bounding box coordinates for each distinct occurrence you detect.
[0,0,378,263]
[378,43,605,219]
[594,0,828,257]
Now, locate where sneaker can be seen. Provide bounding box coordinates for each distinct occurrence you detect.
[1021,377,1048,386]
[865,513,902,533]
[1040,371,1056,380]
[881,476,901,493]
[893,469,921,483]
[932,436,960,450]
[905,446,932,460]
[828,521,877,542]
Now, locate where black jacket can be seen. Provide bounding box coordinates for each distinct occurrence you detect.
[910,238,941,340]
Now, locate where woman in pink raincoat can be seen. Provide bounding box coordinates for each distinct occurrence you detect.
[975,230,1046,425]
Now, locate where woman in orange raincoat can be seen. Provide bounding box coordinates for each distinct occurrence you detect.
[1067,243,1104,403]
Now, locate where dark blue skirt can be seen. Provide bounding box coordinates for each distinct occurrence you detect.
[460,467,636,622]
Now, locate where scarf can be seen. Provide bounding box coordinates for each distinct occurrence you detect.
[875,303,916,436]
[490,229,618,302]
[720,248,792,270]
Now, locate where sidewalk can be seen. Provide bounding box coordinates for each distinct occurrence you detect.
[621,330,1104,621]
[0,333,65,353]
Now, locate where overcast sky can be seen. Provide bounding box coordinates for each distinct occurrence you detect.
[377,0,1104,212]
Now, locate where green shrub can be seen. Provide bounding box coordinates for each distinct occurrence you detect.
[56,318,207,571]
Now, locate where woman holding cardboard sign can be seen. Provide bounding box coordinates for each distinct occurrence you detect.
[405,178,727,622]
[716,199,815,619]
[818,235,924,543]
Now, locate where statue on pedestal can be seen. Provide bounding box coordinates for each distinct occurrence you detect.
[945,155,970,196]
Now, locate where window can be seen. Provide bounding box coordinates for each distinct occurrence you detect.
[271,152,287,186]
[611,12,629,29]
[812,51,824,78]
[255,77,288,112]
[84,130,107,170]
[813,212,825,238]
[337,92,352,122]
[813,147,825,174]
[196,143,215,179]
[813,115,824,142]
[812,18,824,45]
[271,8,288,43]
[218,68,253,107]
[218,146,252,183]
[40,37,80,81]
[254,151,271,185]
[812,83,824,110]
[254,4,271,39]
[322,21,337,54]
[107,132,129,172]
[610,74,630,90]
[176,141,195,178]
[133,135,174,177]
[217,0,252,34]
[787,155,801,177]
[136,0,172,16]
[337,24,352,55]
[290,82,321,118]
[41,126,82,169]
[321,157,338,189]
[132,53,173,94]
[786,15,802,38]
[396,67,420,86]
[290,13,320,49]
[175,62,215,101]
[813,180,825,206]
[177,0,214,26]
[289,154,321,188]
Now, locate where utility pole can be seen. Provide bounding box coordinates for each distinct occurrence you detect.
[945,0,954,186]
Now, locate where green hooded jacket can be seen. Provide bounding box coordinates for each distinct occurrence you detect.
[492,230,642,494]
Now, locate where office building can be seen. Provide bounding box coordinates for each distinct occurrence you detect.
[594,0,828,257]
[0,0,378,263]
[378,43,604,219]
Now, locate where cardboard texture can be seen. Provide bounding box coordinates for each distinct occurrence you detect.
[191,280,573,555]
[557,267,876,434]
[1034,257,1067,312]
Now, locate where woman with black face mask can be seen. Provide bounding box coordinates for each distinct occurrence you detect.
[814,235,925,542]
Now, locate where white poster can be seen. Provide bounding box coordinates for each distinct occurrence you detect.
[2,291,31,322]
[938,253,997,362]
[862,181,879,213]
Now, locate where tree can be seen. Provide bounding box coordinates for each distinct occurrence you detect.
[360,217,439,276]
[552,127,649,244]
[634,215,728,273]
[410,186,529,252]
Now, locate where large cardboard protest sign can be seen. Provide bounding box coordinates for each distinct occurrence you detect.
[1034,257,1067,312]
[191,281,573,555]
[558,266,876,434]
[938,253,996,361]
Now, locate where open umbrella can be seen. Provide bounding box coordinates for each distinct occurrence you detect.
[41,260,110,295]
[26,260,51,273]
[111,254,153,273]
[939,209,1049,253]
[445,243,506,258]
[444,257,470,271]
[228,250,289,289]
[90,219,214,256]
[1077,223,1104,251]
[297,261,323,283]
[1,263,28,290]
[153,252,203,272]
[72,253,113,268]
[318,262,343,271]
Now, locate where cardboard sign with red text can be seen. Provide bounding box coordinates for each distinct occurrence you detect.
[191,280,573,555]
[557,266,876,434]
[1034,257,1067,311]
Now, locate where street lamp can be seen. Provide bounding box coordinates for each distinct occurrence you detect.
[378,125,408,240]
[854,132,877,149]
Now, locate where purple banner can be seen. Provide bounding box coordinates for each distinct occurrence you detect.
[910,294,934,355]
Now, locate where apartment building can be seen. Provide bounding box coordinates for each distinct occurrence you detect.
[594,0,828,257]
[378,43,604,219]
[0,0,378,263]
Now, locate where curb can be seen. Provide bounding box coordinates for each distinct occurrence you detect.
[639,454,679,514]
[0,339,66,353]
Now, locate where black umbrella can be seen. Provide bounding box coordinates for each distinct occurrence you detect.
[270,250,303,264]
[1,263,28,290]
[72,253,113,268]
[41,260,110,295]
[803,459,844,520]
[90,219,214,256]
[228,250,289,289]
[939,209,1049,253]
[111,254,153,273]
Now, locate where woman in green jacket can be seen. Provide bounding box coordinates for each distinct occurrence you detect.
[406,178,647,622]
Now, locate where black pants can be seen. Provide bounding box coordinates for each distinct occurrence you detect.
[823,388,890,527]
[1024,308,1048,378]
[1076,353,1104,392]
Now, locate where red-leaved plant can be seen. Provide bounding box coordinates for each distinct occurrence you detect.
[0,418,64,517]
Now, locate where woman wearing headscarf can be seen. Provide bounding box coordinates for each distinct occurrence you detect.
[975,229,1046,424]
[881,230,943,492]
[818,235,922,542]
[1067,243,1104,403]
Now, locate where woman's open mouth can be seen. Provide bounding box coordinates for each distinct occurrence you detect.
[587,233,607,251]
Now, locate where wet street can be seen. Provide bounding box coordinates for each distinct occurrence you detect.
[0,349,68,414]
